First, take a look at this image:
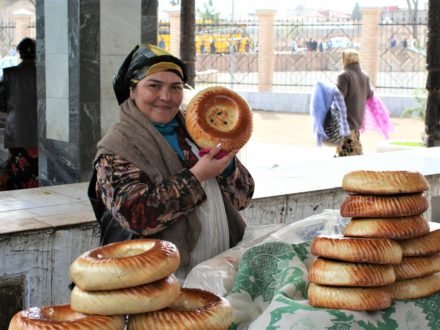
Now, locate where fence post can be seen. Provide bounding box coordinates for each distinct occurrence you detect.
[256,10,276,92]
[169,10,181,57]
[12,8,34,45]
[359,7,382,88]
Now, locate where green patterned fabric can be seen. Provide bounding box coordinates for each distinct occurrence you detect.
[227,241,440,330]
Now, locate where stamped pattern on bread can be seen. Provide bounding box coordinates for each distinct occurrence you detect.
[399,229,440,257]
[343,215,430,240]
[307,282,393,311]
[342,170,429,195]
[340,193,429,218]
[392,272,440,300]
[128,288,234,330]
[308,257,396,286]
[394,255,440,280]
[185,86,253,151]
[311,235,403,264]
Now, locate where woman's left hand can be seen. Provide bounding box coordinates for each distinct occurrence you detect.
[190,143,237,182]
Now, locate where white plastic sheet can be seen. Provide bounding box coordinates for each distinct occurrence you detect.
[184,209,348,296]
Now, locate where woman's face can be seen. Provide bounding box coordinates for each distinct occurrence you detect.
[130,71,184,124]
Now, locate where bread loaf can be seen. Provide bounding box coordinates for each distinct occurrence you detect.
[128,288,233,330]
[399,229,440,257]
[340,193,429,218]
[393,272,440,300]
[343,215,430,240]
[70,275,181,315]
[342,170,429,195]
[185,86,253,151]
[8,304,125,330]
[308,283,393,311]
[394,255,440,280]
[311,235,403,264]
[70,239,180,291]
[308,257,396,286]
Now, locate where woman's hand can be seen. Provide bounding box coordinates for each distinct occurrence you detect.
[190,143,237,182]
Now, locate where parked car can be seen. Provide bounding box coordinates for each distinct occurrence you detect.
[328,37,352,49]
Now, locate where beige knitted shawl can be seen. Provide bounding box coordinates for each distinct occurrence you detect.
[95,98,202,268]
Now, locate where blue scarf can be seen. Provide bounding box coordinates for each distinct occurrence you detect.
[154,118,185,160]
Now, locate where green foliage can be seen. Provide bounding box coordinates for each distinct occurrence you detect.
[401,88,427,119]
[196,0,220,21]
[390,141,425,147]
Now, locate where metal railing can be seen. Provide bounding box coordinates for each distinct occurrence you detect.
[0,16,427,94]
[160,14,428,94]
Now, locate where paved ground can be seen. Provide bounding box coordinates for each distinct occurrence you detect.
[245,111,425,166]
[0,112,425,165]
[251,111,425,152]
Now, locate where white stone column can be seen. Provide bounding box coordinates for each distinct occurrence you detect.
[256,10,276,92]
[169,11,181,57]
[13,8,34,45]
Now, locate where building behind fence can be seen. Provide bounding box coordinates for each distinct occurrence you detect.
[160,7,428,95]
[0,7,428,95]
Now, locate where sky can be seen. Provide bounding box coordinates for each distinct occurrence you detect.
[159,0,420,18]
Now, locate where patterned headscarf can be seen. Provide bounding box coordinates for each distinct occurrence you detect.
[113,44,188,105]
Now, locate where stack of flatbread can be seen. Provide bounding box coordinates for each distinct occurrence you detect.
[308,170,440,311]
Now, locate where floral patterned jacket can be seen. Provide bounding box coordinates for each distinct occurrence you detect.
[95,123,255,239]
[95,152,254,237]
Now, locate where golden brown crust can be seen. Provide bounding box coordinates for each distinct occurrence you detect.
[8,304,125,330]
[342,170,429,195]
[392,272,440,300]
[128,288,233,330]
[185,86,253,151]
[340,193,429,218]
[399,229,440,257]
[307,283,393,311]
[70,274,181,315]
[394,255,440,280]
[311,235,402,264]
[343,215,430,240]
[308,257,396,286]
[69,239,180,291]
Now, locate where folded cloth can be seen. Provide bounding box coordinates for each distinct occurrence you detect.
[226,240,440,329]
[333,88,350,138]
[310,81,350,146]
[361,94,394,139]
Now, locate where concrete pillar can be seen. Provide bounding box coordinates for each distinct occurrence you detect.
[35,0,157,185]
[141,0,158,45]
[360,8,382,88]
[100,0,142,135]
[256,10,276,92]
[169,11,181,57]
[36,0,102,185]
[12,8,34,44]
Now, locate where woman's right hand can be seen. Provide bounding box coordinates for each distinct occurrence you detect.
[190,143,237,182]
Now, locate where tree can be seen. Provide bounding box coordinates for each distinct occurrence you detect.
[351,2,361,20]
[406,0,420,39]
[196,0,220,21]
[424,0,440,147]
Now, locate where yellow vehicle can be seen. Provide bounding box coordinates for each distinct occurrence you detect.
[158,24,251,54]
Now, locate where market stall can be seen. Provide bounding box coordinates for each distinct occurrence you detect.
[185,209,440,329]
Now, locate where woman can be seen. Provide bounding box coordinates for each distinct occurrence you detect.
[0,37,38,190]
[335,49,373,157]
[89,44,255,283]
